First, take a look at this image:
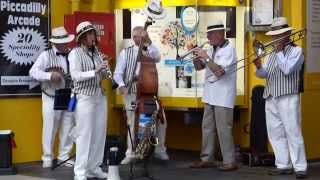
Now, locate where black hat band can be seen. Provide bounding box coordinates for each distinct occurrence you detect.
[148,7,162,15]
[51,34,69,39]
[207,24,224,31]
[271,24,289,31]
[77,25,95,36]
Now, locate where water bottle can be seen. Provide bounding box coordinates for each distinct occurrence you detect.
[145,114,152,137]
[138,114,152,140]
[138,114,146,140]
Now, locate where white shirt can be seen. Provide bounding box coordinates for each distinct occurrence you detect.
[68,46,106,96]
[113,44,161,87]
[68,47,97,83]
[29,46,68,82]
[202,43,237,108]
[256,45,304,78]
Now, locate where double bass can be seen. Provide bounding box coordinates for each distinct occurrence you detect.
[136,18,158,107]
[128,17,165,160]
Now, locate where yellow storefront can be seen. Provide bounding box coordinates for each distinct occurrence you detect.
[1,0,319,163]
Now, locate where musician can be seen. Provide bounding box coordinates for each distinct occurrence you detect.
[29,27,75,168]
[253,17,307,179]
[190,20,238,171]
[114,26,169,164]
[69,21,108,180]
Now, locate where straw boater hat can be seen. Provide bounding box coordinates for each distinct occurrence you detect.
[143,0,167,20]
[49,27,74,44]
[266,17,294,36]
[76,21,97,41]
[206,20,229,33]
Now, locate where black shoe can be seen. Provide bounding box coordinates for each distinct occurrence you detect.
[268,168,293,175]
[296,171,307,179]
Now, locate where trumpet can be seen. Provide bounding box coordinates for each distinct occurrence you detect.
[92,43,119,89]
[178,41,209,60]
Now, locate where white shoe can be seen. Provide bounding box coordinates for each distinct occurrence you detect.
[42,160,52,168]
[154,152,169,160]
[121,156,135,164]
[74,175,86,180]
[87,168,108,178]
[57,159,75,167]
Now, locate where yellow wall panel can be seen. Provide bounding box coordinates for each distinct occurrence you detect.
[0,98,42,163]
[92,0,113,12]
[114,0,146,9]
[51,0,71,27]
[301,92,320,159]
[114,0,240,9]
[163,0,196,7]
[197,0,239,6]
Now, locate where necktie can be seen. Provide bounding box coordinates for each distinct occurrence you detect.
[212,47,217,60]
[56,52,68,57]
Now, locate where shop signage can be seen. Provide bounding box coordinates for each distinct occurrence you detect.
[0,0,50,95]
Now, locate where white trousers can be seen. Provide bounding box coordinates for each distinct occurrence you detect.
[124,94,167,157]
[73,93,107,177]
[41,93,75,162]
[265,94,307,171]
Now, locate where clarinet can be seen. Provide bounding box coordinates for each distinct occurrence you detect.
[91,42,119,89]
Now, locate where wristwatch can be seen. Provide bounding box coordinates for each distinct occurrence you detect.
[204,58,210,64]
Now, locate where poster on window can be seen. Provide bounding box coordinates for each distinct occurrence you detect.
[115,6,244,98]
[0,0,50,95]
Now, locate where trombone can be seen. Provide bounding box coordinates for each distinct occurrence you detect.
[189,28,307,84]
[253,28,306,58]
